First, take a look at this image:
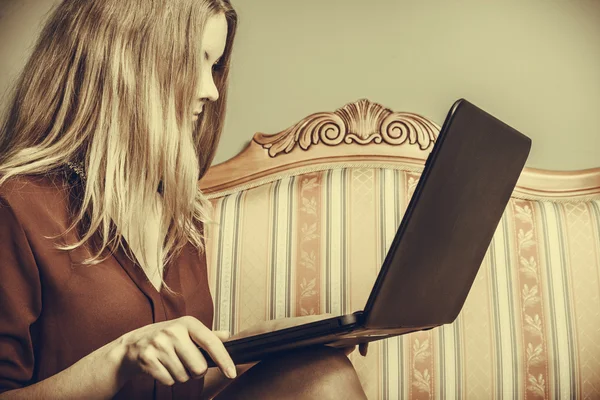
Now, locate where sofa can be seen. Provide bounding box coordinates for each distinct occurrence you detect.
[199,99,600,399]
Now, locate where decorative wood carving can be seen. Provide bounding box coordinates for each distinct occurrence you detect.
[254,99,439,157]
[199,99,600,200]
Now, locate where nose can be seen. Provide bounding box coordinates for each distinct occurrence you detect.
[196,74,219,103]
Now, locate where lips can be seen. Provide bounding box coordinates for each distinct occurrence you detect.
[192,105,203,121]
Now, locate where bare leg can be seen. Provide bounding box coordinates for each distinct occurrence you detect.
[214,346,367,400]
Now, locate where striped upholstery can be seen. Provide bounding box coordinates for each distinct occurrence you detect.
[205,167,600,399]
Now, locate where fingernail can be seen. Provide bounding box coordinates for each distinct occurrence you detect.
[226,365,237,379]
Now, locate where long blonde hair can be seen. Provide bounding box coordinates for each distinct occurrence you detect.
[0,0,237,286]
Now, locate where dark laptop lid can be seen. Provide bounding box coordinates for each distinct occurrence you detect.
[362,99,531,329]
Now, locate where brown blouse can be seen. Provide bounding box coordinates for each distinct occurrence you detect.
[0,174,214,399]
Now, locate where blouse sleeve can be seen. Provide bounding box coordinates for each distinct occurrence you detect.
[0,194,42,393]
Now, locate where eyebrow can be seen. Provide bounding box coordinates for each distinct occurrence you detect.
[204,51,222,64]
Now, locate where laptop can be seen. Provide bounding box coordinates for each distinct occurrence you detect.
[200,98,532,367]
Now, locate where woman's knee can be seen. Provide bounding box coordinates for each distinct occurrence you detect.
[281,345,359,381]
[290,346,366,399]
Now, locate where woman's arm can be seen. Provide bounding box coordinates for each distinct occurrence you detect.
[2,347,253,400]
[0,340,125,400]
[0,316,236,400]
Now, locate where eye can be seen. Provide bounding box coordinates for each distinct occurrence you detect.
[212,57,224,72]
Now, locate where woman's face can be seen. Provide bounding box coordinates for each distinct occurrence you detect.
[192,13,228,122]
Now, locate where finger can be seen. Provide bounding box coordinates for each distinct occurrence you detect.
[138,348,177,386]
[182,317,237,379]
[213,330,231,342]
[359,342,369,357]
[150,360,178,386]
[173,335,209,380]
[156,346,191,383]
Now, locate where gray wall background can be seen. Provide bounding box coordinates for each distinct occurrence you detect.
[1,0,598,171]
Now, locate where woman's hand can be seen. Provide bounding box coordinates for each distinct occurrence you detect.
[114,316,237,387]
[228,314,369,358]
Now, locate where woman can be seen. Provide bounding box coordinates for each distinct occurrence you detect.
[0,0,368,399]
